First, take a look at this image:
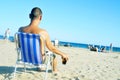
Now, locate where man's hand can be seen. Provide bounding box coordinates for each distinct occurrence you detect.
[61,54,68,64]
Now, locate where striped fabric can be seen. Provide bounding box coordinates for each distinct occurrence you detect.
[18,32,42,65]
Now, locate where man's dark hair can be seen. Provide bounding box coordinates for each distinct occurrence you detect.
[29,7,42,20]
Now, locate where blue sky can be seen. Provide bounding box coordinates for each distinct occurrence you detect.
[0,0,120,47]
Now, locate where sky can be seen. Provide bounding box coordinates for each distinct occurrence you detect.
[0,0,120,47]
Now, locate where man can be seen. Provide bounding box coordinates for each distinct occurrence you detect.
[18,7,68,73]
[54,38,59,47]
[4,28,10,40]
[110,43,112,52]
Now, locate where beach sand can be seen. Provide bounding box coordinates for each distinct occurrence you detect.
[0,40,120,80]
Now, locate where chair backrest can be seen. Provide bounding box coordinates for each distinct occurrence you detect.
[16,32,43,65]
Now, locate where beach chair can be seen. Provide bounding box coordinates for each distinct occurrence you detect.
[13,32,53,80]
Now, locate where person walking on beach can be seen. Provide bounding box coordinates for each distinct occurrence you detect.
[4,28,10,40]
[110,43,112,52]
[18,7,68,73]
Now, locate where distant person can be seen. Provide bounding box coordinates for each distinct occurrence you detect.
[54,39,59,47]
[89,45,98,52]
[94,46,98,52]
[4,28,10,40]
[101,47,106,52]
[18,7,68,73]
[88,44,92,49]
[110,43,112,52]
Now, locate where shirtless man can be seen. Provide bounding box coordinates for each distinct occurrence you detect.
[18,7,68,73]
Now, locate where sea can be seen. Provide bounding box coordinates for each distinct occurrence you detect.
[0,35,120,52]
[58,41,120,52]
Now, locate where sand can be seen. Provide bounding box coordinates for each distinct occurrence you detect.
[0,40,120,80]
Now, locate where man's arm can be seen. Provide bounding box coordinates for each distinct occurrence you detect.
[44,31,68,61]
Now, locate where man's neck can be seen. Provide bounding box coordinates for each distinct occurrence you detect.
[29,19,40,27]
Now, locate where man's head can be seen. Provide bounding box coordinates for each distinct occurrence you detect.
[29,7,42,20]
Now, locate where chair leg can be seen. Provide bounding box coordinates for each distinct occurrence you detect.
[44,66,48,80]
[24,63,26,72]
[44,54,51,80]
[13,63,18,78]
[45,62,49,80]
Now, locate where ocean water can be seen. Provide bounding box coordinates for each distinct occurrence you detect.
[0,35,120,52]
[0,35,14,42]
[59,41,88,48]
[59,41,120,52]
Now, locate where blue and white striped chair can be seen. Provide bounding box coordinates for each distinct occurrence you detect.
[13,32,52,80]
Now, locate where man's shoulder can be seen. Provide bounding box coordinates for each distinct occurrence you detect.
[39,28,48,33]
[39,28,46,31]
[38,28,49,37]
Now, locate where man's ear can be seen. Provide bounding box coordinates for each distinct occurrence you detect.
[39,16,42,20]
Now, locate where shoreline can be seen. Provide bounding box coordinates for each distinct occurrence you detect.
[1,37,120,53]
[0,33,120,53]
